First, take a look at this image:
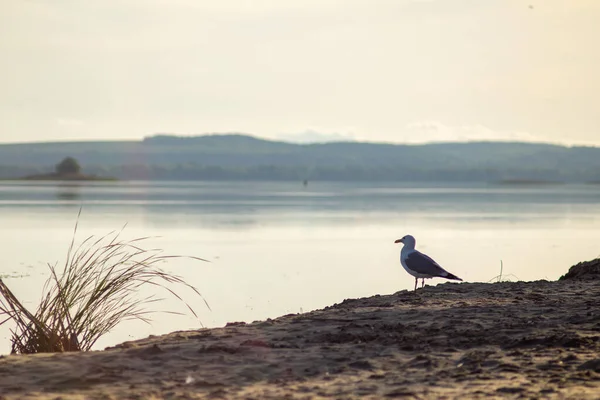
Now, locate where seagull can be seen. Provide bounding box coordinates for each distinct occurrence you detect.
[394,235,462,290]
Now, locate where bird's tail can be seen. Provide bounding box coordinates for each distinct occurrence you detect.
[445,272,463,281]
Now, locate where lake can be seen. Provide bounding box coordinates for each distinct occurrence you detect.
[1,180,599,352]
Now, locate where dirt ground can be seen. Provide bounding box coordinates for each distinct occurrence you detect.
[1,279,599,399]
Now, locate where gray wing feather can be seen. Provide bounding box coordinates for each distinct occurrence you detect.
[405,251,448,277]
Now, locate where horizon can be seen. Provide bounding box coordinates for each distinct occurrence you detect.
[0,132,597,149]
[2,1,599,146]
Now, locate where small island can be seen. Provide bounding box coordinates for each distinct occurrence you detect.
[21,157,116,181]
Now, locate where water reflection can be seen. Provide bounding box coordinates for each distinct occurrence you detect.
[55,183,82,201]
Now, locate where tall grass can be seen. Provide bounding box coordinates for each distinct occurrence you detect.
[0,212,209,354]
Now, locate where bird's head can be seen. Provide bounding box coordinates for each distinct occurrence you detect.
[394,235,416,248]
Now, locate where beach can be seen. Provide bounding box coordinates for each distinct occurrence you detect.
[1,270,599,399]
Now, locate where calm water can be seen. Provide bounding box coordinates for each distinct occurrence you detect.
[1,181,599,352]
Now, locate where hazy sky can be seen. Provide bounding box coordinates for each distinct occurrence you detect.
[1,0,599,145]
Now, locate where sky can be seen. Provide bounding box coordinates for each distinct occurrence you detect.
[1,0,599,145]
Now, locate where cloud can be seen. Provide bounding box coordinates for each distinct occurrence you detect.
[278,128,356,143]
[402,121,546,144]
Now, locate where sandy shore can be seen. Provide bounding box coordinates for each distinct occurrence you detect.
[1,278,599,399]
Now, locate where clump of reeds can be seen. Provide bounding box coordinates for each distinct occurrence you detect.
[0,212,209,354]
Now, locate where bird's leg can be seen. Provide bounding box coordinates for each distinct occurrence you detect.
[414,277,418,291]
[421,278,425,288]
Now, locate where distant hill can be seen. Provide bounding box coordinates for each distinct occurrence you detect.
[1,134,599,182]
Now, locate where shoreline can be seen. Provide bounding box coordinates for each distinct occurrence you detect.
[17,173,117,181]
[1,279,599,399]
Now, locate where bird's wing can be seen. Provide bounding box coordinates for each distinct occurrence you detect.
[404,251,449,277]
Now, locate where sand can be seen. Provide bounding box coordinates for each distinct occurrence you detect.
[1,279,599,399]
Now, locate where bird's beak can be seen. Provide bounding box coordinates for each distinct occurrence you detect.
[394,239,403,244]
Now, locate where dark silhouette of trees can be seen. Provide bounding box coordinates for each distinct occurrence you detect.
[2,135,600,181]
[55,157,81,175]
